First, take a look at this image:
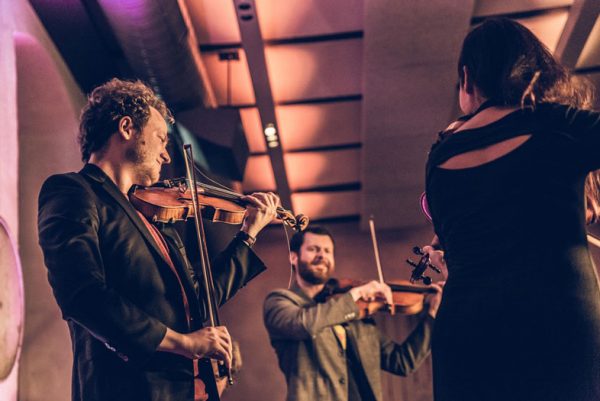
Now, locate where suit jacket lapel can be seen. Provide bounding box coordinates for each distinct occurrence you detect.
[161,229,204,323]
[290,282,315,306]
[79,164,172,268]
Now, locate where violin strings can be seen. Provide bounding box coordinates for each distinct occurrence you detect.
[191,166,289,212]
[188,165,245,202]
[198,182,240,200]
[189,163,300,284]
[192,164,239,194]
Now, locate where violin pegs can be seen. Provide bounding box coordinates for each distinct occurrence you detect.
[406,258,418,267]
[412,246,424,255]
[422,276,432,285]
[295,214,309,231]
[428,263,442,274]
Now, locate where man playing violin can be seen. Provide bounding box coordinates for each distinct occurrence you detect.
[37,78,279,401]
[263,226,444,401]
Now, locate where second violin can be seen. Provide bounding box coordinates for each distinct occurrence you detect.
[317,277,438,317]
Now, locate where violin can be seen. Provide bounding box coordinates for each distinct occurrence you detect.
[133,145,308,400]
[406,246,442,285]
[317,278,438,317]
[129,177,309,231]
[318,217,440,318]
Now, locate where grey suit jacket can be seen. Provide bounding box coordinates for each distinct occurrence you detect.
[263,283,434,401]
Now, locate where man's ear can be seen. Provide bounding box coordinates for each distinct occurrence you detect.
[117,116,136,140]
[289,251,298,268]
[462,66,474,95]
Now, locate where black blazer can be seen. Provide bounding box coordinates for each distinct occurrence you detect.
[38,164,266,401]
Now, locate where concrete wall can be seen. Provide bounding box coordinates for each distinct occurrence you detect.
[0,0,84,400]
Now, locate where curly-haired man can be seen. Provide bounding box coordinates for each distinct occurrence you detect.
[38,78,279,401]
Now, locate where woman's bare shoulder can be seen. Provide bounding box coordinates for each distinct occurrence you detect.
[454,107,520,133]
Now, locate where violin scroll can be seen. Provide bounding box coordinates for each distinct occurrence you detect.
[277,208,309,232]
[406,246,442,285]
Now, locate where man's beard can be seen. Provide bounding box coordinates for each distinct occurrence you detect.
[125,135,159,184]
[297,258,333,285]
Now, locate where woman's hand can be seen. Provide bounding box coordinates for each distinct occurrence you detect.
[422,235,448,280]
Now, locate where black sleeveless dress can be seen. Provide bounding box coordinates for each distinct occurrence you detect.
[425,103,600,401]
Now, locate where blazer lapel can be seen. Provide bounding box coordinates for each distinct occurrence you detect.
[290,282,315,306]
[79,164,172,268]
[161,230,204,323]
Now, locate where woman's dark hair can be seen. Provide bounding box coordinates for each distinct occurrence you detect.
[290,225,335,254]
[458,18,594,108]
[78,78,174,162]
[460,18,599,222]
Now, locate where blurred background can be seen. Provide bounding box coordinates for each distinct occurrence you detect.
[2,0,600,400]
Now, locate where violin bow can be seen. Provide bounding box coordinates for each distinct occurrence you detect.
[184,145,218,325]
[588,233,600,249]
[369,216,398,314]
[368,216,386,284]
[183,144,232,393]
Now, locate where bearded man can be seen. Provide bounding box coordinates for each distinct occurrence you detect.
[263,226,444,401]
[38,78,279,401]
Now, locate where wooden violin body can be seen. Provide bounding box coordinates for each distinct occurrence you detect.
[129,178,308,231]
[386,280,437,315]
[130,185,246,225]
[331,278,437,317]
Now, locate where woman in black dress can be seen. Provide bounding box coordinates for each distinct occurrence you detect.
[425,18,600,401]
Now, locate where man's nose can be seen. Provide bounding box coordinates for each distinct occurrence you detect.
[161,149,171,165]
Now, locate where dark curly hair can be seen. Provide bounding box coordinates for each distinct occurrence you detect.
[459,19,600,225]
[458,18,594,109]
[78,78,174,162]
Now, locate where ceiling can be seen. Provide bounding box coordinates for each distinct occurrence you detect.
[30,0,600,229]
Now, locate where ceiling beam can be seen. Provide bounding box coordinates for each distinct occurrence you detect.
[554,0,600,68]
[232,0,293,209]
